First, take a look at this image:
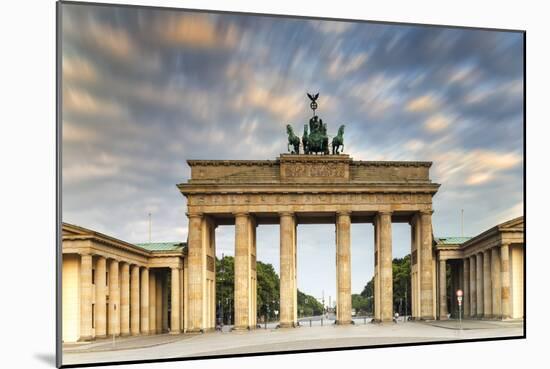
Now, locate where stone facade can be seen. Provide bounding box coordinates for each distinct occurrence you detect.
[434,216,524,320]
[61,223,186,343]
[178,154,440,326]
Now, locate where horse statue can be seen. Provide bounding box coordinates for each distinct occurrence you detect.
[332,124,345,154]
[304,115,330,155]
[302,125,309,154]
[286,124,300,154]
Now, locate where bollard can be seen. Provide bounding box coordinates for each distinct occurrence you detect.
[310,319,312,327]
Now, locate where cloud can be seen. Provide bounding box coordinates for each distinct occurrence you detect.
[347,74,402,117]
[434,149,522,187]
[62,121,98,143]
[155,14,239,49]
[405,94,439,112]
[63,56,98,83]
[231,85,304,121]
[85,21,137,60]
[424,114,452,133]
[309,20,354,35]
[327,52,368,78]
[63,86,126,117]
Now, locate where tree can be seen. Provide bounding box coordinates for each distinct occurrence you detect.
[358,254,412,316]
[216,256,235,324]
[216,256,323,323]
[351,294,370,315]
[256,261,280,321]
[392,255,411,315]
[297,290,324,317]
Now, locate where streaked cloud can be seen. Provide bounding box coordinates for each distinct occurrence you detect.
[60,3,523,296]
[155,13,240,49]
[327,52,368,78]
[405,94,440,112]
[309,20,354,34]
[424,114,452,133]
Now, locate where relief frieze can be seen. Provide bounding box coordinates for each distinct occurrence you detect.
[188,192,432,206]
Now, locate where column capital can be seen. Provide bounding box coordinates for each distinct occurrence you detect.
[278,211,295,218]
[186,212,203,219]
[419,209,434,216]
[336,210,351,217]
[500,242,511,248]
[233,211,250,218]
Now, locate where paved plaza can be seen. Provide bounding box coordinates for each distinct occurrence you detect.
[62,319,524,366]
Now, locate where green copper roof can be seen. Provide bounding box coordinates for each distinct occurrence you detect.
[434,237,472,245]
[135,242,186,252]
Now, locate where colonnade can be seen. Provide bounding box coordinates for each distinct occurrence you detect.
[78,254,183,341]
[438,243,512,320]
[186,209,435,330]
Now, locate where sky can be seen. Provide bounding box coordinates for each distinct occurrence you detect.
[61,3,524,301]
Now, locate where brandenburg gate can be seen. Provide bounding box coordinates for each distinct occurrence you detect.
[178,93,439,331]
[178,153,440,331]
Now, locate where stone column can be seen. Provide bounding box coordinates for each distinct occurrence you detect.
[373,216,380,321]
[79,253,93,341]
[500,244,511,319]
[462,258,470,317]
[156,274,162,333]
[280,212,297,328]
[149,271,157,334]
[171,267,181,334]
[187,213,204,332]
[476,253,483,318]
[469,255,476,317]
[183,260,188,332]
[108,259,120,335]
[140,268,149,334]
[336,211,352,325]
[379,211,393,323]
[95,256,107,338]
[491,247,502,319]
[130,265,140,335]
[234,212,251,330]
[419,210,434,319]
[120,262,130,336]
[163,274,169,332]
[438,259,448,320]
[483,250,492,319]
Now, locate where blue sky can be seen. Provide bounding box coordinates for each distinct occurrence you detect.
[61,3,523,300]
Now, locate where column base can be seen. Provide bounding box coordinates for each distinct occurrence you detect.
[120,332,131,337]
[335,320,353,325]
[78,335,93,342]
[439,315,448,321]
[94,334,107,339]
[232,325,250,331]
[169,330,181,335]
[420,316,436,321]
[483,314,493,320]
[278,322,297,328]
[185,328,205,333]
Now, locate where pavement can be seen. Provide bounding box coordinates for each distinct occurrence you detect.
[62,319,524,366]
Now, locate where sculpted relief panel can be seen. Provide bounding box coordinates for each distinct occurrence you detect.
[284,162,346,179]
